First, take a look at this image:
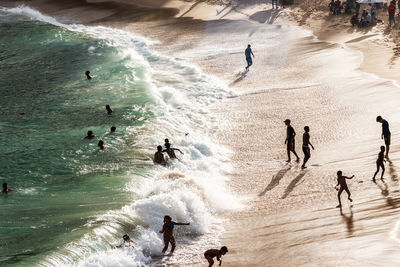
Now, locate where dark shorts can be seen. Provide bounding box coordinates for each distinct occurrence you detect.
[287,140,295,151]
[384,134,391,145]
[302,145,310,157]
[246,57,252,65]
[390,14,395,21]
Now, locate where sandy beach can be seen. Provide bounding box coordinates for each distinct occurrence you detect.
[3,0,400,266]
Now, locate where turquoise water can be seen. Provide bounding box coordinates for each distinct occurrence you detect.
[0,11,155,266]
[0,7,236,267]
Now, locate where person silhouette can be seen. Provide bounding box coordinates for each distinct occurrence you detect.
[85,70,92,80]
[335,170,354,208]
[245,44,255,70]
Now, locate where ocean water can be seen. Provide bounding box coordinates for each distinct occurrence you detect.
[0,6,240,266]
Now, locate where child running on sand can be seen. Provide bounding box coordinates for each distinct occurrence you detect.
[335,171,354,208]
[159,215,190,254]
[373,146,386,183]
[204,246,228,267]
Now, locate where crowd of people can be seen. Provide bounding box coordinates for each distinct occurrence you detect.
[284,115,392,208]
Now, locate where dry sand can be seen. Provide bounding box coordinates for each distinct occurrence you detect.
[3,0,400,266]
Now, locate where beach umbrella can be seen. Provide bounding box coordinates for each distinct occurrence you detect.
[356,0,386,3]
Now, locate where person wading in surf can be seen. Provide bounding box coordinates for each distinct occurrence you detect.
[159,215,190,254]
[376,116,391,158]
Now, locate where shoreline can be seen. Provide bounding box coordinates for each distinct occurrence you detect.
[3,0,400,266]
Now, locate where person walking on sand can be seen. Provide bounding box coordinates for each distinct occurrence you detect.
[376,116,391,158]
[373,146,386,183]
[389,1,396,28]
[335,171,354,208]
[154,145,167,165]
[159,215,190,254]
[204,246,228,267]
[301,126,314,169]
[284,119,300,162]
[245,44,255,70]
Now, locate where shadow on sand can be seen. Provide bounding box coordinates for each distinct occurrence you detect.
[281,170,307,199]
[259,167,291,196]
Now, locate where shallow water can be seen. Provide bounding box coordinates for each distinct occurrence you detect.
[0,6,239,266]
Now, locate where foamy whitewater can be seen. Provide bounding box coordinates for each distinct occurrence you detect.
[0,6,241,266]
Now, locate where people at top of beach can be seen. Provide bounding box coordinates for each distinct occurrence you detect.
[106,105,113,114]
[116,234,135,248]
[204,246,229,267]
[85,70,92,80]
[284,119,300,163]
[373,146,386,183]
[2,183,12,194]
[245,44,255,70]
[98,140,105,150]
[163,143,184,159]
[376,116,390,158]
[335,170,354,208]
[159,215,190,254]
[388,1,396,28]
[85,130,95,139]
[154,145,167,165]
[110,126,116,133]
[301,126,314,169]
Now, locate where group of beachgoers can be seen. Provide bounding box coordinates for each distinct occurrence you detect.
[284,115,391,208]
[116,217,228,266]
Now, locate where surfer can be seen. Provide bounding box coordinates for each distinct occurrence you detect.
[245,44,255,70]
[204,246,228,267]
[154,145,167,165]
[159,215,190,253]
[163,143,184,159]
[373,146,386,183]
[85,130,95,139]
[335,170,354,208]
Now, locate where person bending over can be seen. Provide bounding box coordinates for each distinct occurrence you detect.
[204,246,228,267]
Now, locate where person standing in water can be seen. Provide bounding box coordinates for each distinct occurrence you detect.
[154,145,167,165]
[106,105,113,114]
[301,126,314,169]
[376,116,390,158]
[204,246,228,267]
[159,215,190,254]
[85,70,92,80]
[284,119,300,162]
[335,170,354,208]
[245,44,255,70]
[98,140,105,150]
[110,126,116,133]
[85,130,95,139]
[373,146,386,183]
[163,143,184,159]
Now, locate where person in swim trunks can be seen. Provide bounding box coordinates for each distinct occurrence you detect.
[301,126,315,169]
[159,215,190,253]
[376,116,391,158]
[245,44,255,70]
[284,119,300,162]
[336,170,354,208]
[373,146,386,183]
[154,145,167,165]
[204,246,228,266]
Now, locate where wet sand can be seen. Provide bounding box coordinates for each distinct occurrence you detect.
[3,0,400,266]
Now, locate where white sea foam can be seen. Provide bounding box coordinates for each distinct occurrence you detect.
[2,5,241,266]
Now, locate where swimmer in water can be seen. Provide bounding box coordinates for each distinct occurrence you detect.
[301,126,314,169]
[154,145,167,165]
[163,143,184,159]
[159,215,190,254]
[110,126,116,133]
[204,246,229,267]
[2,183,12,194]
[98,140,105,150]
[85,70,92,80]
[116,234,135,248]
[106,105,113,114]
[85,130,95,139]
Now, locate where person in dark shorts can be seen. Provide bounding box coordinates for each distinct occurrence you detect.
[301,126,315,169]
[204,246,228,267]
[373,146,386,183]
[389,1,396,28]
[335,170,354,208]
[376,116,391,158]
[245,44,255,70]
[284,119,300,162]
[159,215,190,254]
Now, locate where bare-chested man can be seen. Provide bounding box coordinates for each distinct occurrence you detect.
[154,145,167,165]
